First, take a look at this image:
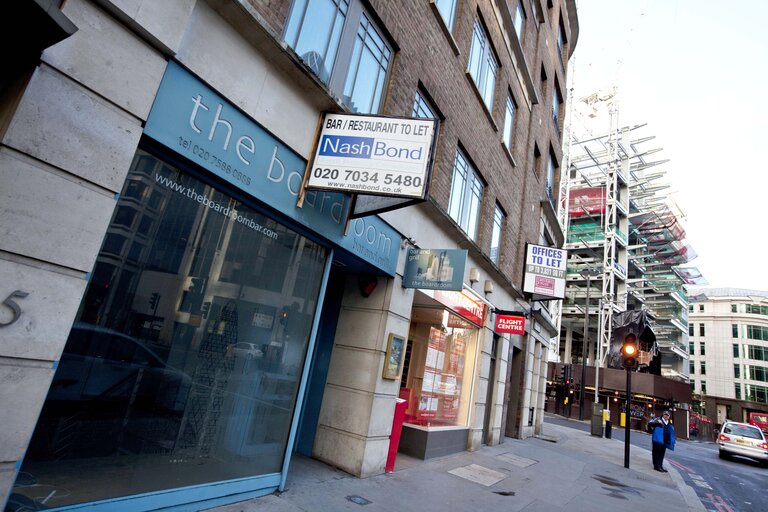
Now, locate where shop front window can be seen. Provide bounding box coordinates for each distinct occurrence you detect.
[14,150,328,509]
[401,291,482,428]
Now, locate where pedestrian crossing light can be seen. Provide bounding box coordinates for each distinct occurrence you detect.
[621,333,638,369]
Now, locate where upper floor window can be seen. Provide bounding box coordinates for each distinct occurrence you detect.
[490,205,505,263]
[699,323,705,337]
[732,324,739,338]
[546,150,557,204]
[699,304,704,312]
[413,89,437,119]
[731,304,737,313]
[514,2,526,42]
[700,342,706,356]
[503,93,517,150]
[734,364,741,378]
[435,0,457,31]
[688,341,694,354]
[468,19,498,112]
[448,149,484,241]
[689,323,694,336]
[285,0,392,113]
[557,20,566,66]
[552,85,562,131]
[689,304,694,312]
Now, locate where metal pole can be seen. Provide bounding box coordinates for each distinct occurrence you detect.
[594,298,601,403]
[579,276,590,420]
[624,367,631,469]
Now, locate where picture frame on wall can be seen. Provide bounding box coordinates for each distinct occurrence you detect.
[382,333,406,380]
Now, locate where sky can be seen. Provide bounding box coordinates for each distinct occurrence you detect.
[569,0,768,291]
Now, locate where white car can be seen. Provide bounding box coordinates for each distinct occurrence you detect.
[717,420,768,465]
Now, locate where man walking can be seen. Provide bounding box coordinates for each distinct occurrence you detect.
[648,410,675,472]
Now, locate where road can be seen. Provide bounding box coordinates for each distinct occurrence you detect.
[544,414,767,512]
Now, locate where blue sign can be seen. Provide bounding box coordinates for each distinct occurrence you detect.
[318,135,375,158]
[144,61,399,275]
[402,249,467,291]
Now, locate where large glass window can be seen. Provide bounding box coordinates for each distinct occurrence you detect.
[16,150,328,508]
[468,19,498,112]
[285,0,391,113]
[402,293,482,428]
[546,150,557,204]
[448,149,484,241]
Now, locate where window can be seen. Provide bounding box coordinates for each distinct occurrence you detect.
[503,93,517,150]
[747,325,768,341]
[552,85,562,130]
[468,19,498,112]
[699,323,705,336]
[732,324,739,338]
[412,89,436,119]
[701,381,707,394]
[556,20,566,66]
[546,150,557,204]
[731,304,737,313]
[448,149,484,240]
[733,343,740,358]
[514,1,526,42]
[700,362,706,375]
[689,341,694,354]
[285,0,392,114]
[689,323,694,336]
[735,383,742,399]
[434,0,457,30]
[745,384,768,404]
[734,364,741,378]
[689,304,694,312]
[490,205,505,263]
[699,304,704,312]
[750,366,768,382]
[689,361,694,374]
[700,342,706,356]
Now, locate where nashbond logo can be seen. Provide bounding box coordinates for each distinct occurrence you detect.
[319,135,425,161]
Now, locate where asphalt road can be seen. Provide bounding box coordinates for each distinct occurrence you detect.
[544,414,767,512]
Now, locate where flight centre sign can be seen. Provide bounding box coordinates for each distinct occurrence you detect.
[306,113,438,198]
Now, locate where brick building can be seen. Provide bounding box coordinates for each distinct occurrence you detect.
[0,1,577,510]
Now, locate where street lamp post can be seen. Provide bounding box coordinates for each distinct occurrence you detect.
[578,268,601,421]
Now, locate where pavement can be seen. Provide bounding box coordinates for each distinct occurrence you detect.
[208,417,706,512]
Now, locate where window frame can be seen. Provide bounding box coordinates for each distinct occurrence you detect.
[503,92,517,151]
[285,0,393,114]
[467,17,499,113]
[514,1,526,42]
[490,205,505,264]
[434,0,457,31]
[448,148,485,241]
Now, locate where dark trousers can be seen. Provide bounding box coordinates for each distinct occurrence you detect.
[652,442,667,469]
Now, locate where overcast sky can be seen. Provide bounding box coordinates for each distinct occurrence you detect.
[569,0,768,291]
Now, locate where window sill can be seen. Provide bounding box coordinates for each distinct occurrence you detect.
[501,141,517,168]
[430,2,461,56]
[465,72,499,132]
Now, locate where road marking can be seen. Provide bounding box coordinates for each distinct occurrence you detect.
[668,459,692,472]
[706,493,733,512]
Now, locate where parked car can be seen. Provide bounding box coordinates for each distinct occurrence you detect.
[49,322,191,413]
[748,412,768,435]
[716,420,768,465]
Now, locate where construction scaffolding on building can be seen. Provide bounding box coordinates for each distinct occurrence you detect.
[558,88,705,382]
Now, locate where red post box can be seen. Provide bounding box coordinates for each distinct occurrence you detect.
[385,398,408,473]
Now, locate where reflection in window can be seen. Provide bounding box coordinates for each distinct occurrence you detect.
[514,2,525,42]
[285,0,391,114]
[16,150,328,509]
[342,14,391,113]
[413,90,437,119]
[468,19,498,112]
[284,0,348,82]
[448,149,484,241]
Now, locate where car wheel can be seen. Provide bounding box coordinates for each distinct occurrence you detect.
[718,450,727,459]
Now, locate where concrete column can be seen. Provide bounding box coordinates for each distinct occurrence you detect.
[312,273,413,477]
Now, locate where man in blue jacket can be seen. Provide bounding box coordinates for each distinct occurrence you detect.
[648,410,675,472]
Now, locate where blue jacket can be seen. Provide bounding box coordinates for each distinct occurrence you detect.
[651,420,675,450]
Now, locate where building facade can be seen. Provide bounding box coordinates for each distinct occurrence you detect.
[1,1,577,510]
[688,288,768,427]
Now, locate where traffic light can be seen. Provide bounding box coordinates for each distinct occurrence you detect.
[148,292,160,310]
[621,333,639,369]
[559,365,567,384]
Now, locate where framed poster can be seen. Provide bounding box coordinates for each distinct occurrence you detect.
[382,333,407,380]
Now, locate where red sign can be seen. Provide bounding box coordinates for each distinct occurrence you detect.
[495,314,526,335]
[434,289,487,326]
